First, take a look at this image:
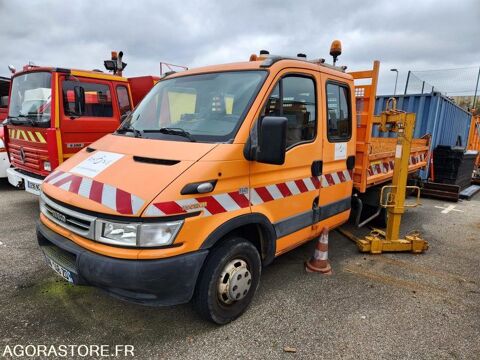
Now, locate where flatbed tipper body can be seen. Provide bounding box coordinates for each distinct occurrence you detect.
[350,61,429,193]
[467,114,480,168]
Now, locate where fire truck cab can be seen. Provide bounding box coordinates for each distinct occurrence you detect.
[5,63,157,194]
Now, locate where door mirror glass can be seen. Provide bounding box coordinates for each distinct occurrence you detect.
[249,116,287,165]
[73,86,85,115]
[0,96,9,107]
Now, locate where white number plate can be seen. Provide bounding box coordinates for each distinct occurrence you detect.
[45,256,74,283]
[26,180,41,195]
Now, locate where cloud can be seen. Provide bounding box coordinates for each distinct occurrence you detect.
[0,0,478,94]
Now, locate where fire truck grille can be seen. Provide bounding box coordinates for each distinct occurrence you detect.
[8,143,48,172]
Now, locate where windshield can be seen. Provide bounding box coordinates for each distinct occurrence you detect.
[121,70,266,142]
[8,72,52,126]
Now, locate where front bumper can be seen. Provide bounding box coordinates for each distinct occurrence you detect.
[6,167,43,195]
[37,221,209,306]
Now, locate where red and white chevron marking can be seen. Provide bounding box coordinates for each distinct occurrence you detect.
[44,171,145,215]
[144,169,352,217]
[368,154,427,177]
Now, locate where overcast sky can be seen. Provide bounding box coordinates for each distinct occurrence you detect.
[1,0,479,95]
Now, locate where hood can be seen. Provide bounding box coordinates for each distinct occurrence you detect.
[42,134,218,216]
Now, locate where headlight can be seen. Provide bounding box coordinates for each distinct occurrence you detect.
[138,221,183,247]
[95,220,183,247]
[43,161,51,171]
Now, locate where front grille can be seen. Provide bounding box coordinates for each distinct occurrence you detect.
[40,193,96,239]
[9,143,48,171]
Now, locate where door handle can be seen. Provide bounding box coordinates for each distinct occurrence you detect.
[346,156,355,170]
[311,160,323,177]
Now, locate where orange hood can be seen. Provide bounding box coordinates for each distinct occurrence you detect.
[42,134,218,216]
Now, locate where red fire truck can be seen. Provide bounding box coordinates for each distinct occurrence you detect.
[4,53,159,194]
[0,76,11,178]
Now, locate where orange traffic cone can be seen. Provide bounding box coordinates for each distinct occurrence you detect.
[305,227,332,274]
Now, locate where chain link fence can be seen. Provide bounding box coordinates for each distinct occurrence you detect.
[404,66,480,112]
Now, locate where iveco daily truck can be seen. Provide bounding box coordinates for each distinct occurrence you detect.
[37,45,429,324]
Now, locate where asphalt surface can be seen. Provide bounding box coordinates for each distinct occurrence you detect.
[0,178,479,359]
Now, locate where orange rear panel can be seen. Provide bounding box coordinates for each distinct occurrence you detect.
[467,114,480,167]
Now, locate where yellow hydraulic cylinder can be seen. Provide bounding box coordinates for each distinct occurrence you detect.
[385,112,415,241]
[339,98,429,254]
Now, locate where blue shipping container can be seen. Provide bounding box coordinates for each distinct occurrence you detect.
[374,93,472,180]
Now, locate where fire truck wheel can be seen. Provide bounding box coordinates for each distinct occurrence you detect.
[192,236,261,325]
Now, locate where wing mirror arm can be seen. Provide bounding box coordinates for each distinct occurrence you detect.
[73,86,85,118]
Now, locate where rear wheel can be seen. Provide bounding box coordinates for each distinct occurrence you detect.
[192,237,261,324]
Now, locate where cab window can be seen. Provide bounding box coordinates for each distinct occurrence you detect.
[116,85,131,116]
[262,75,316,148]
[326,82,351,142]
[62,80,113,117]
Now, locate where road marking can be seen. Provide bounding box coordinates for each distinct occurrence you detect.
[434,205,464,214]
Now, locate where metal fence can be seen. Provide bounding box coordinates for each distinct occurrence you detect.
[404,66,480,111]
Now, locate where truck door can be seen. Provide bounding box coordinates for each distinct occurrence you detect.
[317,76,355,228]
[59,76,123,160]
[249,70,322,255]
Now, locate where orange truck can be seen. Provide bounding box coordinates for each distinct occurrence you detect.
[4,53,158,194]
[467,113,480,170]
[37,45,429,324]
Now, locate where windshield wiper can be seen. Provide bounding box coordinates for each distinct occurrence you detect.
[11,114,37,127]
[143,127,196,142]
[116,123,142,138]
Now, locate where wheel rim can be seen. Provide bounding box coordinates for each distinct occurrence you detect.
[217,259,252,305]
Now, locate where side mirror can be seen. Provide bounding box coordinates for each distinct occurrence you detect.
[0,96,9,107]
[73,86,85,115]
[245,116,287,165]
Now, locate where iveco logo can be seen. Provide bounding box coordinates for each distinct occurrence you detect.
[49,209,67,223]
[20,147,26,164]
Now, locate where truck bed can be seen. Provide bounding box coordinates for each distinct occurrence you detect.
[350,61,430,193]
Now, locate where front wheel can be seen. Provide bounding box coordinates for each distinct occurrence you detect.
[192,237,261,324]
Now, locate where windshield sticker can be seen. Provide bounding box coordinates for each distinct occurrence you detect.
[70,151,124,178]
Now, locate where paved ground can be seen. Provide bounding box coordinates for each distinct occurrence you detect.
[0,178,479,359]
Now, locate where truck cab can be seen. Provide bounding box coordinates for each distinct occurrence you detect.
[4,65,157,194]
[37,50,428,324]
[0,76,11,178]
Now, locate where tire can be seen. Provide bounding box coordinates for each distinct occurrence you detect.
[192,237,261,325]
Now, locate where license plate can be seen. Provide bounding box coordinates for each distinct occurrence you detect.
[26,180,41,194]
[44,255,74,283]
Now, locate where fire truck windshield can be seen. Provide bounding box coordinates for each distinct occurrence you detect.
[8,72,52,127]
